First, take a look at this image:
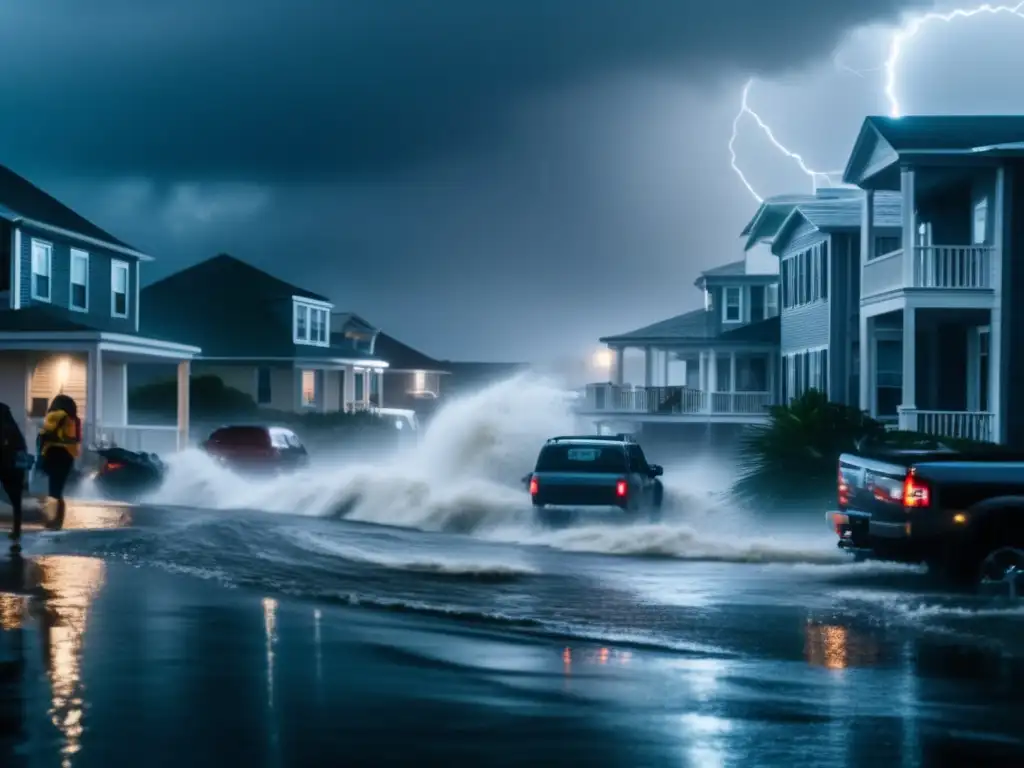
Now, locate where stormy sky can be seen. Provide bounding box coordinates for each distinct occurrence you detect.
[3,1,1020,361]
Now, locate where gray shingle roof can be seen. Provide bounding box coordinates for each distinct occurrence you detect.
[867,116,1024,152]
[795,190,901,230]
[700,260,745,278]
[600,308,713,343]
[0,164,136,251]
[372,332,447,372]
[718,315,779,343]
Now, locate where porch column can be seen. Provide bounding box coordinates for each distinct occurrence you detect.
[86,347,103,447]
[901,165,917,287]
[900,308,916,427]
[320,370,329,413]
[612,348,624,386]
[697,352,705,391]
[729,352,736,393]
[990,165,1005,442]
[859,314,871,413]
[861,188,875,270]
[768,353,777,402]
[707,349,717,393]
[662,350,670,386]
[376,370,384,409]
[643,347,654,387]
[177,360,190,451]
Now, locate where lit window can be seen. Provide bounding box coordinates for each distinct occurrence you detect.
[413,370,426,392]
[70,249,89,311]
[301,370,316,406]
[31,240,52,301]
[111,260,129,317]
[723,287,741,322]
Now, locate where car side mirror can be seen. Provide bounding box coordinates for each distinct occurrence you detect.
[649,465,663,477]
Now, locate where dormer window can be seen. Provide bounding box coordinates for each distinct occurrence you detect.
[293,298,331,346]
[723,286,742,323]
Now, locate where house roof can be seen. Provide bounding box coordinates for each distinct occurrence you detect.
[740,189,864,250]
[600,308,715,344]
[601,307,780,346]
[717,315,779,343]
[701,260,746,278]
[331,312,378,335]
[771,191,902,256]
[0,164,140,254]
[373,332,447,372]
[0,305,187,347]
[139,254,367,359]
[843,116,1024,187]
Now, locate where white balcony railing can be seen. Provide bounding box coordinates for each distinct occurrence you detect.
[580,384,773,416]
[897,408,994,443]
[862,245,994,298]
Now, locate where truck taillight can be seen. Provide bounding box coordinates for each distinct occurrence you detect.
[838,464,849,506]
[529,476,538,495]
[615,480,628,497]
[902,470,930,508]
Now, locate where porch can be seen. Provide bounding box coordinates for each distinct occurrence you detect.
[860,164,1004,305]
[859,307,997,443]
[0,331,199,455]
[579,384,773,422]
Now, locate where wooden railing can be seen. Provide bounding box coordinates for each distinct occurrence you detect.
[897,408,994,443]
[862,245,994,298]
[580,384,773,416]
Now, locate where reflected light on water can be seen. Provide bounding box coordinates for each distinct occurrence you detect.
[804,620,881,671]
[263,597,278,708]
[0,593,26,630]
[37,555,106,768]
[58,503,134,531]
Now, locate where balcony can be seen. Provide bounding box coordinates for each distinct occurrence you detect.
[897,408,994,443]
[579,384,773,419]
[862,245,994,300]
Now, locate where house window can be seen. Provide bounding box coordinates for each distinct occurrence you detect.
[354,371,365,401]
[70,249,89,311]
[723,287,741,323]
[293,301,330,346]
[301,370,316,407]
[749,285,765,320]
[111,260,129,317]
[257,366,272,405]
[31,240,52,301]
[413,370,426,392]
[973,199,988,245]
[766,284,779,317]
[820,241,829,299]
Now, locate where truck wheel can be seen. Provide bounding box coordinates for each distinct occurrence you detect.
[978,546,1024,588]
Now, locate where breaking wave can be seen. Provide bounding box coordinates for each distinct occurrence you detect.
[142,373,834,566]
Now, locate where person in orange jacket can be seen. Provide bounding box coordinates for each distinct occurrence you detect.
[38,394,81,530]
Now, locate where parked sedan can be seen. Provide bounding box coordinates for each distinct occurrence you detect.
[201,425,310,473]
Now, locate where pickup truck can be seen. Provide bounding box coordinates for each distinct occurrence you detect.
[828,445,1024,585]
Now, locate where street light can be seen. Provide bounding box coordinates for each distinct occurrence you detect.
[592,348,613,370]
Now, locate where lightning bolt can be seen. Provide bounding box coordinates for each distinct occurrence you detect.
[731,2,1024,203]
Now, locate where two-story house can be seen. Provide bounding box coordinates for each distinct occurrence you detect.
[140,255,387,414]
[842,115,1024,445]
[578,251,780,433]
[0,164,199,453]
[749,188,902,408]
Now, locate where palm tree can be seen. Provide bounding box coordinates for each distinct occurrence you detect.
[732,390,886,509]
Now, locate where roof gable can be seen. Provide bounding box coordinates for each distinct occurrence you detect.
[372,332,446,372]
[0,164,141,255]
[770,191,902,255]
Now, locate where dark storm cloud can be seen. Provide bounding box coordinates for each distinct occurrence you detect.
[4,0,928,181]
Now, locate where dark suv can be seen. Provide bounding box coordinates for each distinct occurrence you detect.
[201,425,309,473]
[526,434,664,515]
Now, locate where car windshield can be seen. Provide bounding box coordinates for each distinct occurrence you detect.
[535,444,627,473]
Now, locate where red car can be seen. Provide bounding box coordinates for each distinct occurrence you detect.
[201,425,309,473]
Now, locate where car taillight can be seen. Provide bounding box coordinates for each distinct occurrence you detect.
[838,464,849,506]
[103,461,125,473]
[902,470,930,508]
[615,480,628,497]
[529,476,538,495]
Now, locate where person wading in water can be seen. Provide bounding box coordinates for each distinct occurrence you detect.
[0,402,31,550]
[38,394,81,530]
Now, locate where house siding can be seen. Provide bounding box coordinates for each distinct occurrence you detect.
[1001,161,1024,447]
[780,229,830,355]
[0,351,29,425]
[17,225,138,333]
[827,232,860,404]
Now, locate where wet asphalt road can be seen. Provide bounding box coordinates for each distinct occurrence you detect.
[0,502,1022,767]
